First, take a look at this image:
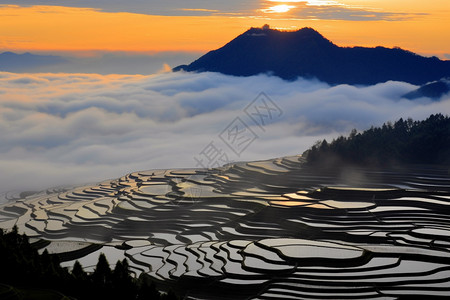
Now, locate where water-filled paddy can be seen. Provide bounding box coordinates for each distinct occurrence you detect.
[1,156,450,298]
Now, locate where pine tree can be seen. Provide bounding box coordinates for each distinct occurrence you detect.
[72,260,87,280]
[92,253,111,286]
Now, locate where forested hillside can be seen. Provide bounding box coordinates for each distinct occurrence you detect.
[304,114,450,166]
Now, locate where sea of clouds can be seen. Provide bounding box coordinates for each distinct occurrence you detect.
[1,71,449,194]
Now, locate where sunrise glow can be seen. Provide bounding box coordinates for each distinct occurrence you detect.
[267,0,343,5]
[0,1,449,57]
[262,4,296,13]
[1,2,450,297]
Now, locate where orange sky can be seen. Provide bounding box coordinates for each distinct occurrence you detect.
[0,1,449,58]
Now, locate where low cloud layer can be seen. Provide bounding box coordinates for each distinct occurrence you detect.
[0,51,201,75]
[1,71,449,194]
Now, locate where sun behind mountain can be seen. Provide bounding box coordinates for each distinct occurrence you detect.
[174,26,450,86]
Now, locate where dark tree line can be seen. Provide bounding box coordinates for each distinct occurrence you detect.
[0,226,177,300]
[304,114,450,167]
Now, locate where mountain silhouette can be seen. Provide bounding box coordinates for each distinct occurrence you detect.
[174,26,450,85]
[403,78,450,99]
[0,52,66,72]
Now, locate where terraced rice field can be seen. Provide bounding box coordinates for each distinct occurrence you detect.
[1,155,450,299]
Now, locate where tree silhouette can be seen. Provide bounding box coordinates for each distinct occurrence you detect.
[304,114,450,167]
[92,253,111,287]
[0,228,177,299]
[112,258,136,299]
[72,260,87,280]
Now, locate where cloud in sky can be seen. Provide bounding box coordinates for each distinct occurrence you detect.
[0,1,260,16]
[1,71,449,194]
[261,0,424,21]
[0,0,424,20]
[1,3,446,57]
[287,4,425,21]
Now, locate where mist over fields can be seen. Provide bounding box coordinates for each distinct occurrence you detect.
[1,70,449,194]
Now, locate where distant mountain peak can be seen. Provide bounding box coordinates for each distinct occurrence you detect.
[0,51,66,72]
[246,25,321,34]
[174,26,450,86]
[242,26,334,46]
[404,78,450,100]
